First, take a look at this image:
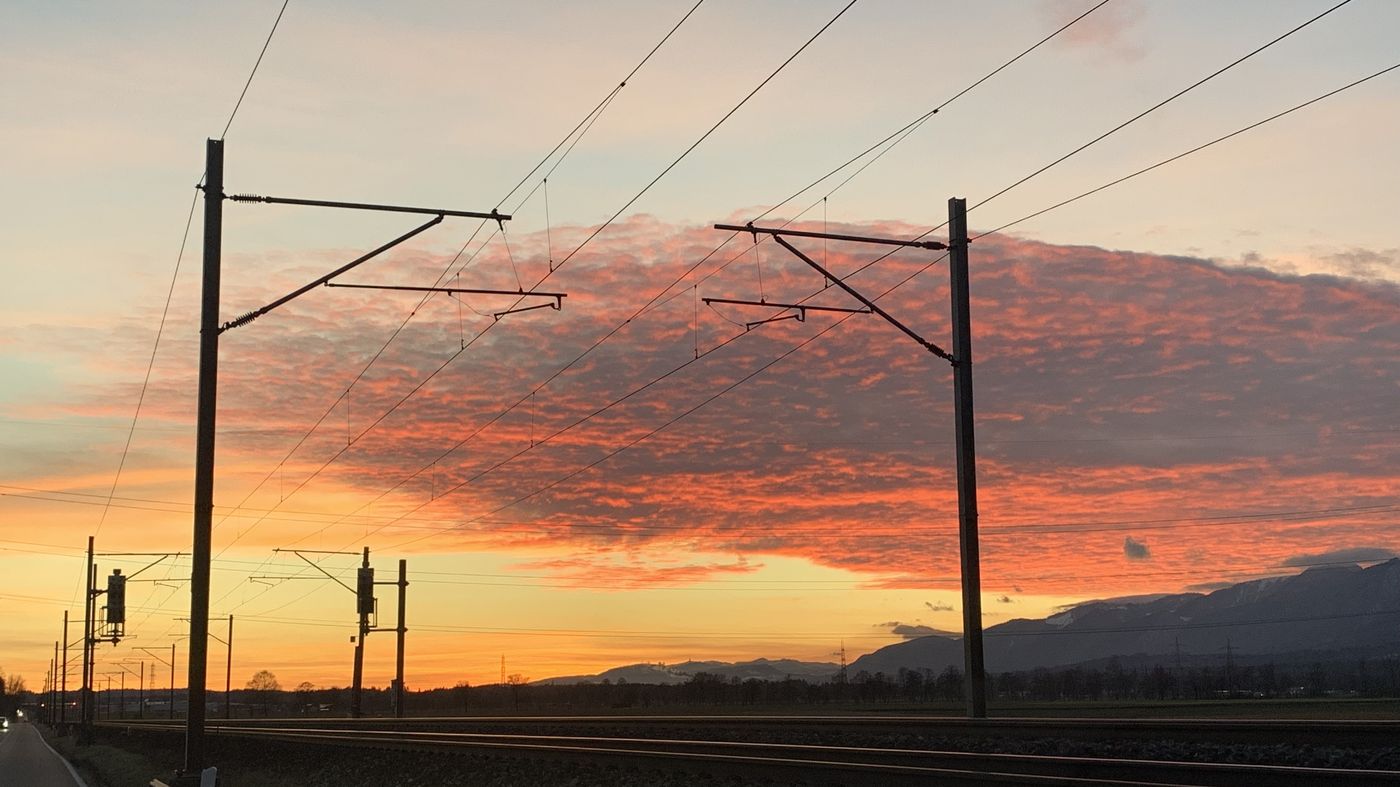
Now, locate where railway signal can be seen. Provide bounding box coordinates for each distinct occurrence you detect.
[263,547,409,718]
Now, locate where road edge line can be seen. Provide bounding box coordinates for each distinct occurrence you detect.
[36,727,91,787]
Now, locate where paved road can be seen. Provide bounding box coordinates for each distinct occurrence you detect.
[0,722,85,787]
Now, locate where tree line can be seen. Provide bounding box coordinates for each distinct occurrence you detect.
[22,656,1399,717]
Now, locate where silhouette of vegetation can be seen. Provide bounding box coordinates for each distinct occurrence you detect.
[245,669,280,716]
[114,653,1399,718]
[0,668,27,717]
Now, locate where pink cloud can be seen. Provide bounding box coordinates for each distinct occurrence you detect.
[27,216,1400,596]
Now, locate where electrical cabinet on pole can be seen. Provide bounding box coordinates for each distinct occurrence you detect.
[711,199,988,716]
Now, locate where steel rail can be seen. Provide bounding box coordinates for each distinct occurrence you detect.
[107,712,1400,746]
[101,721,1400,786]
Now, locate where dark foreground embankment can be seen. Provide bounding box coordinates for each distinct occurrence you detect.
[75,725,769,787]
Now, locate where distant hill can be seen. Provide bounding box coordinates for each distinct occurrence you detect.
[535,561,1400,685]
[850,560,1400,676]
[534,657,839,686]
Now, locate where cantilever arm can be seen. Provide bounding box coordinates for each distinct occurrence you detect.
[770,235,953,363]
[287,552,358,596]
[220,215,444,332]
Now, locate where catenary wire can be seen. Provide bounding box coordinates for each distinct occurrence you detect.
[973,60,1400,240]
[969,0,1355,213]
[207,0,711,557]
[221,0,291,138]
[211,0,864,575]
[235,0,1117,560]
[70,0,294,611]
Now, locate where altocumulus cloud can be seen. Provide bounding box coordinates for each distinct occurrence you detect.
[61,217,1400,595]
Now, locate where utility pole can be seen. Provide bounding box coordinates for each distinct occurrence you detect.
[79,537,94,742]
[137,646,176,721]
[178,614,235,719]
[61,610,69,724]
[393,559,408,717]
[179,139,513,777]
[265,548,408,719]
[140,661,146,719]
[352,547,371,718]
[947,197,986,718]
[710,203,988,716]
[225,616,234,719]
[184,137,223,781]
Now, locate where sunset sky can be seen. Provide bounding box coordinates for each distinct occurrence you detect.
[2,0,1397,692]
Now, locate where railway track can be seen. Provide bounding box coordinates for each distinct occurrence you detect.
[132,712,1400,748]
[103,719,1400,785]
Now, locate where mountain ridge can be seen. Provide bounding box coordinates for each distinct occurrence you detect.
[534,560,1400,684]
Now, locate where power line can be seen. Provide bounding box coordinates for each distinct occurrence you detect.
[743,0,1116,232]
[221,0,292,139]
[369,257,963,553]
[974,59,1400,239]
[208,1,1128,627]
[92,189,198,541]
[226,155,1395,559]
[798,0,1363,280]
[552,0,860,273]
[183,4,1377,618]
[206,0,865,604]
[235,0,1117,560]
[627,0,1122,327]
[970,0,1355,213]
[206,0,711,558]
[73,0,294,611]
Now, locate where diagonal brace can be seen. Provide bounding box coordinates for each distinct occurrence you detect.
[493,300,561,321]
[284,551,357,596]
[770,235,954,363]
[220,215,444,332]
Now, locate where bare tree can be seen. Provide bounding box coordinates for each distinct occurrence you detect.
[245,670,280,716]
[506,673,528,711]
[0,670,26,717]
[295,681,316,714]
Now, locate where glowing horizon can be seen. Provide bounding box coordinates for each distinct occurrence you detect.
[4,1,1398,693]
